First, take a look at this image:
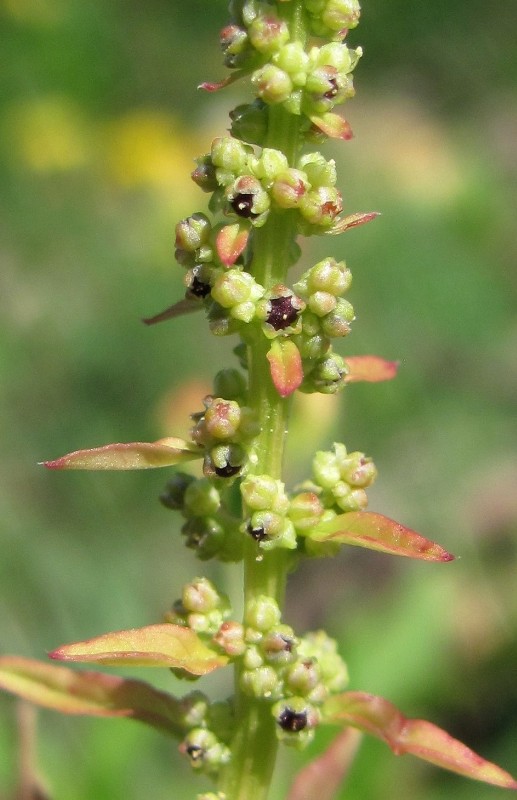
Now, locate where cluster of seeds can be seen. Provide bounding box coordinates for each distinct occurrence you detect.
[177,689,234,778]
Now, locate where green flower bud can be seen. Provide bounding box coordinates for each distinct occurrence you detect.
[271,168,309,209]
[213,621,246,657]
[331,482,368,512]
[208,303,240,337]
[191,155,218,193]
[298,630,349,693]
[160,472,196,511]
[175,213,212,252]
[180,728,230,775]
[288,491,324,532]
[245,595,281,632]
[213,368,247,401]
[261,625,297,665]
[182,577,222,615]
[273,42,309,85]
[243,644,263,670]
[304,352,348,393]
[339,451,377,488]
[297,152,337,188]
[315,42,355,73]
[320,297,355,337]
[297,332,330,360]
[220,23,249,68]
[184,478,221,517]
[299,186,342,227]
[205,443,245,479]
[204,397,242,440]
[241,474,288,512]
[285,658,321,696]
[248,14,290,54]
[230,100,268,146]
[179,691,210,729]
[211,270,264,314]
[181,516,225,558]
[240,665,281,698]
[313,449,341,488]
[252,64,293,105]
[211,136,249,174]
[308,290,337,316]
[251,147,289,185]
[322,0,361,31]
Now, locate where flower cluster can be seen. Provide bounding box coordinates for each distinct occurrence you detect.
[215,595,348,749]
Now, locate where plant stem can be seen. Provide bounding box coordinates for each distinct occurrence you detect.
[217,6,307,795]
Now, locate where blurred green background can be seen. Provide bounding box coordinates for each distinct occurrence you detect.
[1,0,516,798]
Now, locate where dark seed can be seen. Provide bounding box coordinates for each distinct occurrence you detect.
[277,707,308,732]
[214,462,241,478]
[267,296,299,331]
[247,523,269,542]
[231,193,258,219]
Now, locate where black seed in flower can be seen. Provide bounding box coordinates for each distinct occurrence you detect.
[267,296,299,330]
[247,523,269,542]
[277,707,308,732]
[188,275,211,298]
[186,745,204,762]
[231,193,258,219]
[323,78,339,100]
[214,462,241,478]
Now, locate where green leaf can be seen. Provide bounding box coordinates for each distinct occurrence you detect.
[215,223,249,267]
[266,339,303,398]
[43,437,202,470]
[0,656,187,738]
[309,113,353,141]
[344,355,399,384]
[287,728,362,800]
[49,624,228,675]
[326,212,380,235]
[323,692,517,790]
[311,511,454,562]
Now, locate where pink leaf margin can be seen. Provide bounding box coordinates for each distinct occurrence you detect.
[0,656,185,738]
[49,623,228,675]
[43,437,202,470]
[323,691,517,790]
[312,511,454,562]
[287,728,362,800]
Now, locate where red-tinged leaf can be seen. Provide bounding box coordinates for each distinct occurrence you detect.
[323,692,517,790]
[287,728,362,800]
[49,624,228,675]
[199,69,248,92]
[215,223,249,267]
[43,437,202,471]
[326,212,380,235]
[311,511,454,562]
[266,339,303,398]
[344,355,399,384]
[143,298,202,325]
[310,113,353,141]
[0,656,187,738]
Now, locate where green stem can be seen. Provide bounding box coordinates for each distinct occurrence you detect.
[217,4,307,796]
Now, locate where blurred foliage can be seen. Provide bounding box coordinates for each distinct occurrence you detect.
[1,0,516,798]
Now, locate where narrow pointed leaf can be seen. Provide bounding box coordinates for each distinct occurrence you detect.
[266,339,303,398]
[310,113,353,141]
[323,692,517,790]
[344,356,399,384]
[0,656,188,738]
[199,69,249,92]
[311,511,454,562]
[215,223,249,267]
[50,624,228,675]
[143,298,202,325]
[287,728,362,800]
[43,437,202,471]
[326,212,380,235]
